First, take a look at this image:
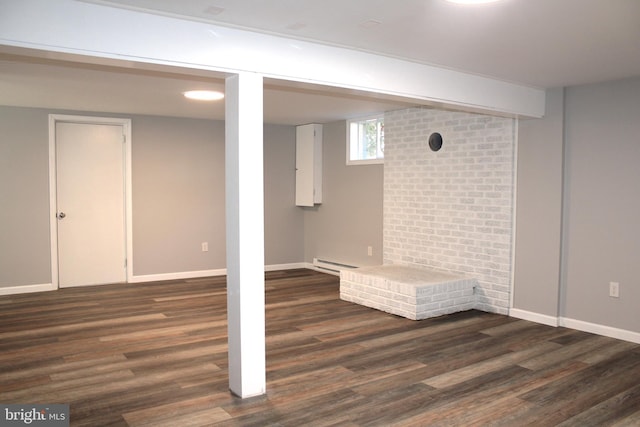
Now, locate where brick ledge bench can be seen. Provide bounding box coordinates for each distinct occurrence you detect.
[340,265,477,320]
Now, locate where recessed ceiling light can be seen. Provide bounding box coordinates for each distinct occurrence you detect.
[203,6,225,15]
[359,19,382,29]
[445,0,503,4]
[286,22,307,30]
[183,90,224,101]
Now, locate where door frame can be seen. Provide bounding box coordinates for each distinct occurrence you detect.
[48,114,133,288]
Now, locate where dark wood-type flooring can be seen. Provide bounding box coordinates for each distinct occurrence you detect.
[1,269,639,426]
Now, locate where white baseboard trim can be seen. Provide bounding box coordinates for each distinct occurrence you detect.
[560,317,640,345]
[508,308,640,344]
[265,263,308,272]
[509,308,559,327]
[0,283,56,296]
[131,263,309,283]
[130,269,227,283]
[0,265,312,295]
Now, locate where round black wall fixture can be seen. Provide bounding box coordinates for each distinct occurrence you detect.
[429,132,443,151]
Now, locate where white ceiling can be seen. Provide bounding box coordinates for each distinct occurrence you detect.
[1,0,639,124]
[89,0,640,88]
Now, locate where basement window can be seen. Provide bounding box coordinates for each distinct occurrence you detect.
[347,115,384,165]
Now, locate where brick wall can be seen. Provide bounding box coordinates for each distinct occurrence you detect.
[383,107,516,314]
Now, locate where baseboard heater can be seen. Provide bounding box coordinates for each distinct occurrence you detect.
[312,258,357,275]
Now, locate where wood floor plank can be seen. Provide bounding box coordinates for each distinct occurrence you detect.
[577,338,639,364]
[611,410,640,427]
[405,360,589,427]
[120,391,234,427]
[519,350,640,406]
[126,407,232,427]
[517,351,640,424]
[423,340,561,389]
[518,333,619,370]
[393,395,536,427]
[556,382,640,426]
[0,313,167,340]
[1,268,638,426]
[388,364,535,425]
[481,322,578,352]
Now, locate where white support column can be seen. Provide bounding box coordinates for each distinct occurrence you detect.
[225,72,266,398]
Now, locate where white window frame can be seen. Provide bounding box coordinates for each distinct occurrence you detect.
[346,114,384,165]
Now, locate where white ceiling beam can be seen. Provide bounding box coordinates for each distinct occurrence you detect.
[0,0,545,117]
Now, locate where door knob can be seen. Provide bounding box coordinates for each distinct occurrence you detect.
[57,212,66,219]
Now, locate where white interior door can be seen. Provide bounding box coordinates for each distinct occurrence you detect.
[56,121,126,287]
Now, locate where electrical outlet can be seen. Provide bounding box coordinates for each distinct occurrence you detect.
[201,242,209,252]
[609,281,619,298]
[367,246,373,256]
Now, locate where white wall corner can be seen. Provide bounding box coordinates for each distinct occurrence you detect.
[509,308,559,327]
[509,308,640,345]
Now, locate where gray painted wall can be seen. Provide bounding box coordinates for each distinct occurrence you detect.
[0,106,52,287]
[132,116,226,275]
[514,77,640,334]
[562,77,640,332]
[513,88,564,317]
[264,124,305,265]
[0,106,304,288]
[3,77,638,337]
[303,120,383,267]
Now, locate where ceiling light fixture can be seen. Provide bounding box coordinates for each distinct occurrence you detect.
[445,0,503,4]
[286,22,307,30]
[359,19,382,29]
[203,6,225,16]
[183,90,224,101]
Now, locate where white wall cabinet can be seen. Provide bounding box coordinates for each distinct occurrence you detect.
[295,124,322,207]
